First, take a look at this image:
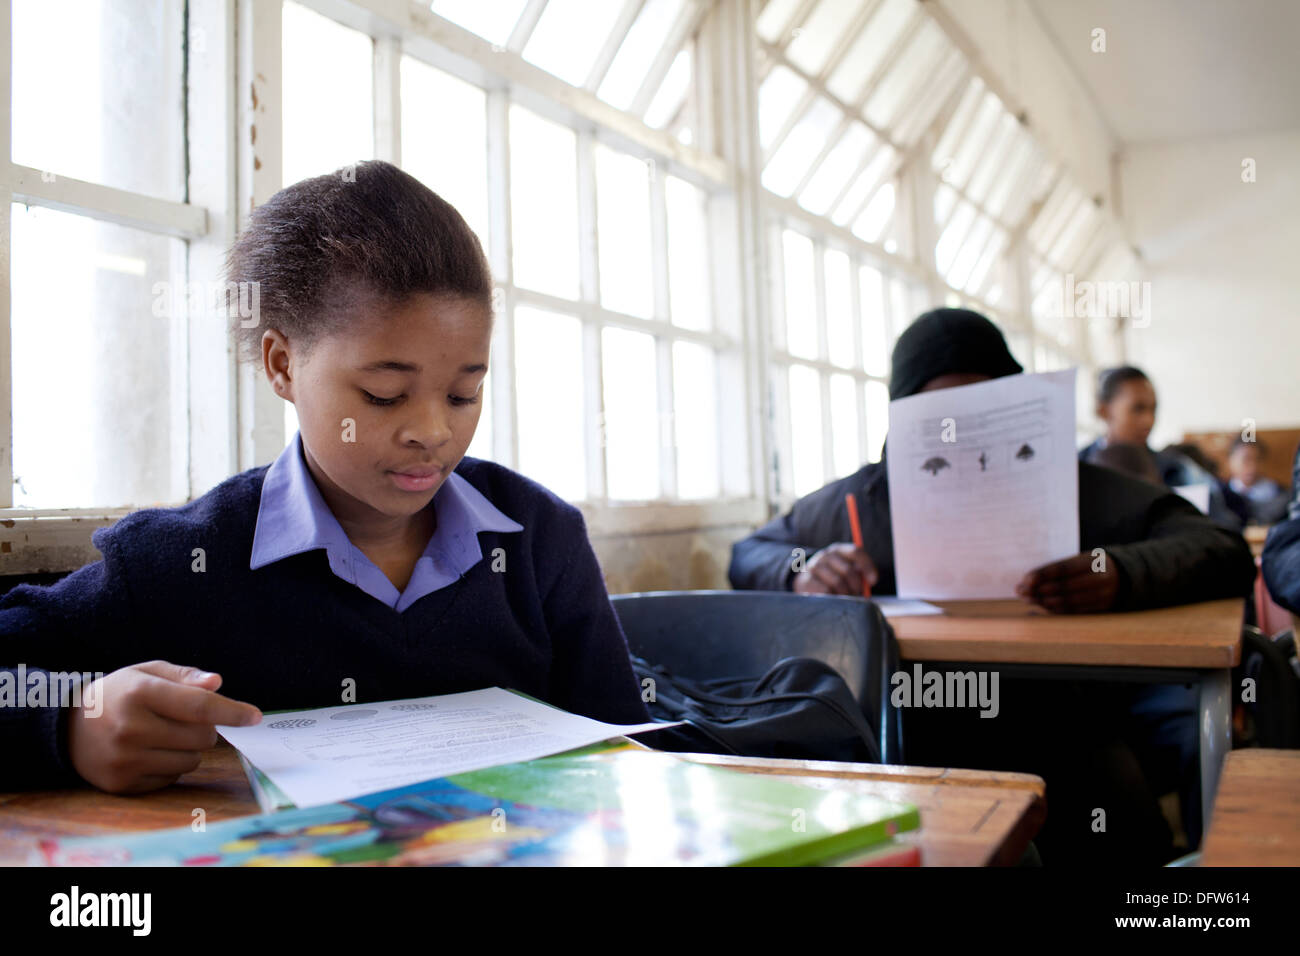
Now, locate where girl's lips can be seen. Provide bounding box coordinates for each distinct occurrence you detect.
[388,467,442,492]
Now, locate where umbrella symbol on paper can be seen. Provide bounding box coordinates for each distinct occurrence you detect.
[1016,443,1036,461]
[921,456,952,476]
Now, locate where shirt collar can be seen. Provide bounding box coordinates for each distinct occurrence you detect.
[250,435,523,576]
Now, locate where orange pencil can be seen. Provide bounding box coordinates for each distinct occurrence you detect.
[844,493,871,597]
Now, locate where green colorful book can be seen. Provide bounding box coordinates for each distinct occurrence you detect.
[38,747,919,867]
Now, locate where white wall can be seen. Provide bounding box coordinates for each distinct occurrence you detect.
[1120,129,1300,447]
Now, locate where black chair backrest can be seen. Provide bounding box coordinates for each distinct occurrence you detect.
[610,590,902,763]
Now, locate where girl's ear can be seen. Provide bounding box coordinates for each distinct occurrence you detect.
[262,329,294,402]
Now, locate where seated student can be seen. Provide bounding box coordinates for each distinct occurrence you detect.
[0,161,648,794]
[730,308,1255,865]
[1225,437,1290,525]
[1262,446,1300,613]
[1080,366,1242,530]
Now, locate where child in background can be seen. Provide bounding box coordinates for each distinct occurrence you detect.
[1080,366,1242,530]
[1226,438,1290,525]
[1,161,648,794]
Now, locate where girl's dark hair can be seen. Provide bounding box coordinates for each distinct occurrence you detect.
[227,160,492,360]
[1096,365,1150,405]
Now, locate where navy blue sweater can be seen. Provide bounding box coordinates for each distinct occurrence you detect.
[0,457,649,788]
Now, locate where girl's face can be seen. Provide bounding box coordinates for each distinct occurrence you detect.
[265,292,491,525]
[1099,378,1157,446]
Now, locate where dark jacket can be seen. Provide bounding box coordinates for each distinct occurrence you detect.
[729,460,1256,610]
[1261,447,1300,614]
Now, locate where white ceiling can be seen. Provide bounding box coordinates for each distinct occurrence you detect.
[1029,0,1300,144]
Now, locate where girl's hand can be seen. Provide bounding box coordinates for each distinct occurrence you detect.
[66,661,262,794]
[793,543,879,596]
[1015,553,1121,613]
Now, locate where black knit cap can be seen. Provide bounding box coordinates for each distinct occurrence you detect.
[889,307,1023,400]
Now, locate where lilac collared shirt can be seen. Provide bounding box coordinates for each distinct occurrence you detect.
[250,434,523,612]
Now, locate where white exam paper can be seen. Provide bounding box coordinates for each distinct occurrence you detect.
[885,369,1080,599]
[871,596,944,617]
[217,688,673,808]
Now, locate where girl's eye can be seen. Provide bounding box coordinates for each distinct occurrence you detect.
[450,394,481,407]
[362,390,400,407]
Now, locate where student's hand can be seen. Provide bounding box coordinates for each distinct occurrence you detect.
[1015,553,1121,614]
[793,543,879,596]
[66,661,262,794]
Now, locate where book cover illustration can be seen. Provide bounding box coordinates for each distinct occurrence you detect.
[38,749,919,867]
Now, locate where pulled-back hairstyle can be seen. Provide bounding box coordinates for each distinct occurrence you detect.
[1096,365,1150,405]
[227,160,492,361]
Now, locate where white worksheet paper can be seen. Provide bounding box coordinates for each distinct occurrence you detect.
[218,688,673,808]
[871,597,944,617]
[885,369,1080,599]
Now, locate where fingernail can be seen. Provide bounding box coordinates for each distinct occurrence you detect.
[244,710,262,725]
[194,671,217,681]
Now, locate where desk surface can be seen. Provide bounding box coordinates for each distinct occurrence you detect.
[1200,749,1300,866]
[891,598,1243,669]
[0,743,1045,868]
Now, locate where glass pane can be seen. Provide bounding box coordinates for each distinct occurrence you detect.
[832,144,895,226]
[865,380,889,463]
[401,57,489,249]
[860,265,889,376]
[829,373,860,478]
[756,0,802,43]
[672,342,720,499]
[514,307,585,499]
[757,65,810,151]
[666,175,711,331]
[602,328,660,500]
[12,0,185,202]
[932,77,985,172]
[429,0,528,47]
[893,53,965,146]
[763,97,841,197]
[789,365,824,497]
[889,277,914,340]
[935,198,976,274]
[825,249,855,368]
[598,0,685,111]
[825,0,916,103]
[798,123,875,217]
[781,230,817,359]
[941,92,1000,190]
[863,21,947,132]
[524,0,626,87]
[644,48,693,129]
[965,114,1019,206]
[510,106,580,299]
[947,214,993,288]
[283,1,373,186]
[787,0,868,75]
[852,182,895,243]
[595,147,654,318]
[11,204,185,508]
[965,229,1007,295]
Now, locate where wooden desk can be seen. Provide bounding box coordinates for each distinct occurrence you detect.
[891,598,1244,826]
[1200,749,1300,866]
[0,742,1045,868]
[680,753,1045,866]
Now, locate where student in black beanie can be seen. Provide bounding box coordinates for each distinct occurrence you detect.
[729,307,1255,865]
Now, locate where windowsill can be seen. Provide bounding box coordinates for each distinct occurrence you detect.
[0,499,770,575]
